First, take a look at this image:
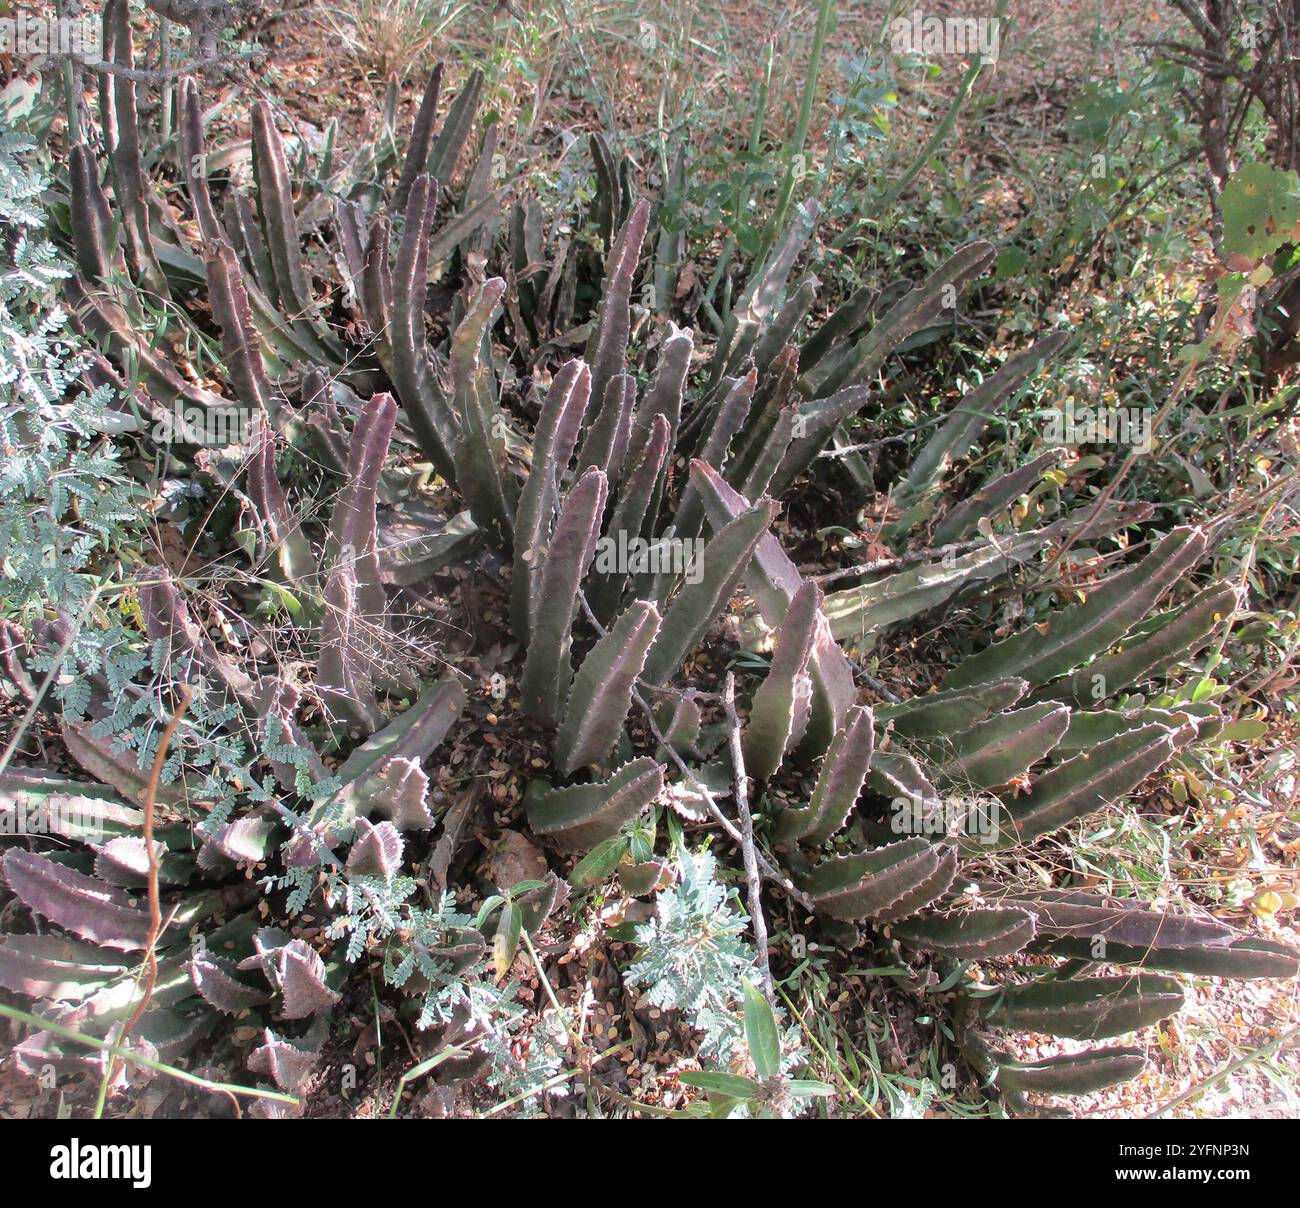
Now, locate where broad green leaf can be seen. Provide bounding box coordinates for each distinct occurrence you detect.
[1221,163,1300,260]
[678,1070,762,1098]
[786,1079,836,1097]
[742,980,781,1081]
[493,899,521,983]
[569,835,629,888]
[1218,718,1268,742]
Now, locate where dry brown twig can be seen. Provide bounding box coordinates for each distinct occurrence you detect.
[723,672,775,1005]
[103,683,193,1094]
[573,590,817,912]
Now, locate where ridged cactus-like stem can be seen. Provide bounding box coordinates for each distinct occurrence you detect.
[1,850,154,950]
[943,527,1209,691]
[247,416,315,586]
[519,468,609,726]
[334,198,368,294]
[689,460,856,755]
[318,558,385,736]
[885,331,1071,540]
[1015,889,1300,979]
[983,975,1184,1041]
[1038,582,1237,708]
[424,188,501,268]
[931,449,1067,546]
[394,62,443,211]
[739,401,798,502]
[795,839,955,923]
[641,496,778,685]
[725,344,798,488]
[450,278,516,548]
[574,373,636,487]
[178,79,223,245]
[993,722,1185,849]
[932,703,1069,793]
[464,124,499,209]
[891,908,1037,959]
[226,192,280,307]
[588,413,671,623]
[743,579,820,781]
[821,525,1065,646]
[996,1048,1148,1100]
[708,200,819,388]
[766,382,871,499]
[325,393,399,624]
[553,600,663,776]
[68,144,121,285]
[140,569,260,714]
[247,103,344,366]
[251,101,313,320]
[387,174,459,482]
[631,323,693,545]
[205,241,280,425]
[798,283,877,375]
[590,132,631,252]
[1055,705,1217,754]
[656,689,702,755]
[100,0,169,301]
[63,277,224,414]
[361,212,394,358]
[511,360,592,640]
[586,199,651,406]
[806,240,996,399]
[319,676,468,834]
[878,680,1028,737]
[674,369,757,544]
[526,757,664,852]
[866,747,939,808]
[427,69,484,186]
[775,705,875,845]
[752,275,818,376]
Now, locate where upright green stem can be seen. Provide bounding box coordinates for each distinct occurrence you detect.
[159,17,173,156]
[759,0,836,263]
[706,43,774,315]
[0,1003,298,1114]
[838,0,1011,246]
[52,0,82,141]
[886,0,1009,208]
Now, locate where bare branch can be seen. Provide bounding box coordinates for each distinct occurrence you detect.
[723,673,774,1004]
[60,47,263,82]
